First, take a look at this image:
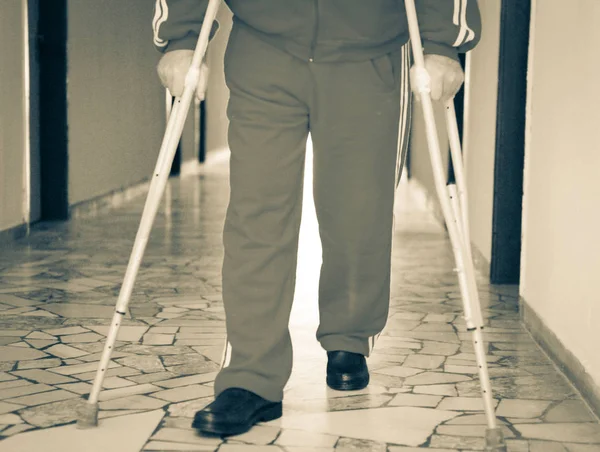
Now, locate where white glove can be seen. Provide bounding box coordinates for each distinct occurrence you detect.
[157,49,210,101]
[410,54,464,103]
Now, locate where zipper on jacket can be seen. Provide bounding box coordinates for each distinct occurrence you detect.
[309,0,319,62]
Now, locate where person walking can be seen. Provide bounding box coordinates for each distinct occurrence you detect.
[153,0,481,436]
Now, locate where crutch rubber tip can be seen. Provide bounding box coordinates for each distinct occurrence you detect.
[485,427,507,452]
[77,402,99,429]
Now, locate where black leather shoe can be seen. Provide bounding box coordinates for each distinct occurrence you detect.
[326,351,370,391]
[192,388,282,436]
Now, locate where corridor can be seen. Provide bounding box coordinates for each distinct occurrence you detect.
[0,148,599,452]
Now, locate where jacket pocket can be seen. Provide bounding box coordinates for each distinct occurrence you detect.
[368,52,398,92]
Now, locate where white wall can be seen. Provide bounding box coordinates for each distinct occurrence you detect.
[0,1,27,232]
[462,0,501,265]
[67,0,167,206]
[521,0,600,384]
[1,0,230,234]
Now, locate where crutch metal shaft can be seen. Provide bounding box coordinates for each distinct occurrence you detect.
[403,0,506,450]
[445,102,472,258]
[77,0,221,428]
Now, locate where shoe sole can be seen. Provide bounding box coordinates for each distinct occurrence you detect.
[192,403,282,436]
[326,373,370,391]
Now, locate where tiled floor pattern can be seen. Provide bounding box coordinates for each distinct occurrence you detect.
[0,147,599,451]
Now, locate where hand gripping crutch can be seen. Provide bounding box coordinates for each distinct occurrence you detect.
[77,0,221,428]
[404,1,507,451]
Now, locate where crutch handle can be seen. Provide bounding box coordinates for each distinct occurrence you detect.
[182,0,221,95]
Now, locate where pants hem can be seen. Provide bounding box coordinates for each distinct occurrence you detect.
[214,371,285,403]
[319,335,371,357]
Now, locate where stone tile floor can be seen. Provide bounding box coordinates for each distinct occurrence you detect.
[0,147,599,451]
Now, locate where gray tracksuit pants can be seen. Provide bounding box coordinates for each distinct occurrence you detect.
[214,24,412,402]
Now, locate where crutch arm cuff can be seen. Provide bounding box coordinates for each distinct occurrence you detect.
[422,40,460,63]
[163,21,220,53]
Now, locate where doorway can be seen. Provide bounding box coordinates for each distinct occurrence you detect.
[36,0,69,220]
[489,0,531,284]
[27,0,41,223]
[198,100,207,163]
[447,0,530,285]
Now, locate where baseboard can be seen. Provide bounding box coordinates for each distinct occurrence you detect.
[0,223,29,246]
[521,299,600,419]
[181,148,230,178]
[180,159,202,177]
[2,153,226,239]
[2,178,160,243]
[470,243,491,278]
[69,150,233,220]
[69,178,152,220]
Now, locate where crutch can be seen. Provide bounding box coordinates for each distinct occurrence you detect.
[404,1,507,451]
[77,0,222,428]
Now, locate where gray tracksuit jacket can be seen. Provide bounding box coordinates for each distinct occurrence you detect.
[152,0,481,62]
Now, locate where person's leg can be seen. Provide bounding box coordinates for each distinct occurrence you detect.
[214,25,311,402]
[309,45,412,358]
